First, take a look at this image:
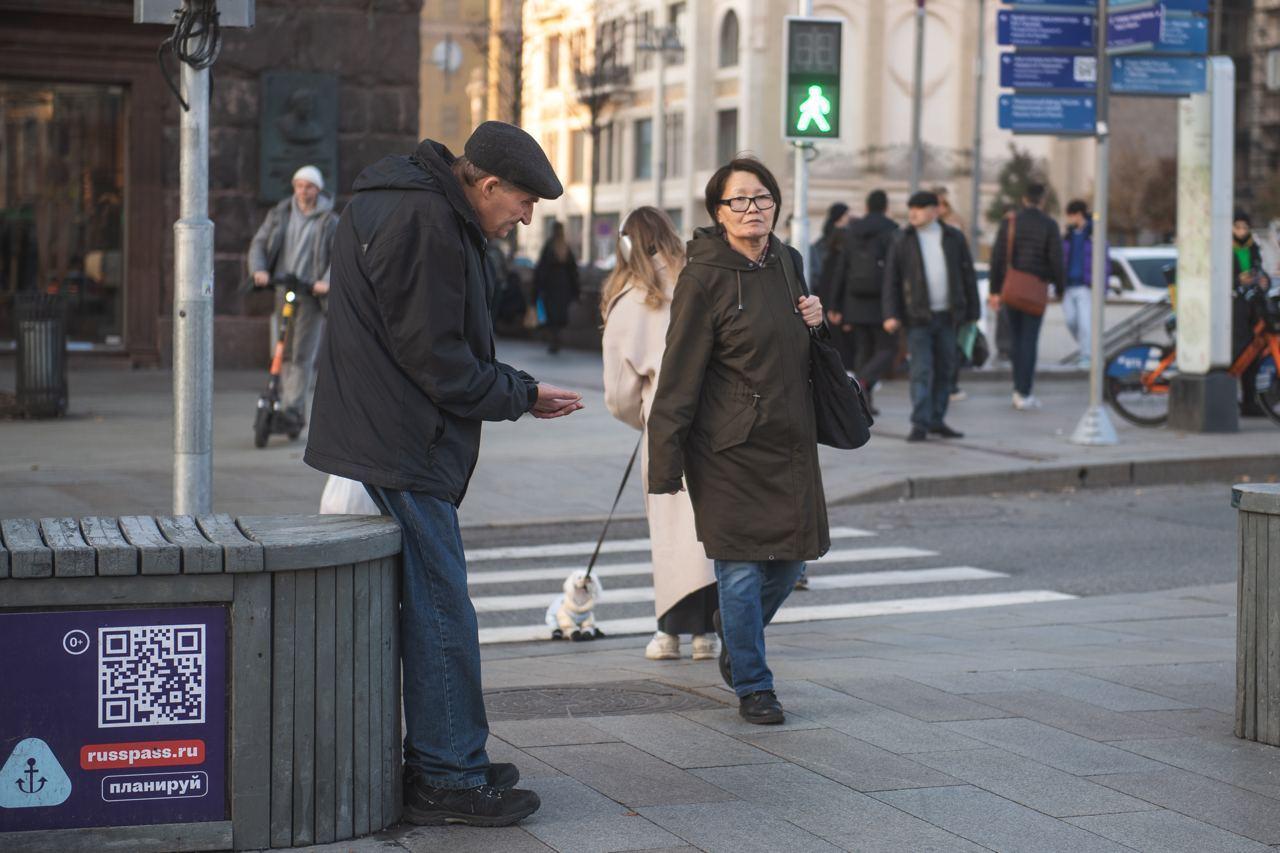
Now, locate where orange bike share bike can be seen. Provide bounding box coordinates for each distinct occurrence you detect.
[1105,278,1280,427]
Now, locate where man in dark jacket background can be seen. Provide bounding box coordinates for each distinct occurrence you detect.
[829,188,898,412]
[306,122,583,827]
[989,183,1064,410]
[882,191,979,442]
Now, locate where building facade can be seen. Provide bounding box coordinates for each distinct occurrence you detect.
[518,0,1095,265]
[0,0,421,365]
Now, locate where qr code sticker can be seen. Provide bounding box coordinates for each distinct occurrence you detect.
[98,624,206,728]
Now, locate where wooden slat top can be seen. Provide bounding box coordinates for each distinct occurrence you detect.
[2,518,53,578]
[197,513,264,573]
[1234,483,1280,515]
[0,514,399,579]
[40,517,96,578]
[237,515,400,572]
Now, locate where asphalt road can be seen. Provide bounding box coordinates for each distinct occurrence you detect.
[460,483,1238,642]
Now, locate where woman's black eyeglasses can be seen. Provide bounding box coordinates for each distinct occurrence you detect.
[718,195,776,213]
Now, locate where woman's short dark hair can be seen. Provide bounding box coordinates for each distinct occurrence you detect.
[704,157,784,229]
[1066,199,1089,217]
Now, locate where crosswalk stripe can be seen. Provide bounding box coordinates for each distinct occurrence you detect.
[470,567,1008,613]
[466,526,875,562]
[476,589,1077,644]
[466,545,937,586]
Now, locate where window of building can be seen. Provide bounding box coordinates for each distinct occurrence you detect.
[542,131,559,172]
[600,121,620,184]
[716,109,739,166]
[546,35,561,87]
[664,208,684,237]
[667,2,687,66]
[567,214,585,258]
[570,29,587,74]
[719,11,740,68]
[634,11,655,72]
[598,18,625,74]
[663,112,684,178]
[569,129,586,184]
[0,81,126,345]
[634,118,653,180]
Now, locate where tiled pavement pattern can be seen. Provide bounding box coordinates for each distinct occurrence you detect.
[278,582,1280,853]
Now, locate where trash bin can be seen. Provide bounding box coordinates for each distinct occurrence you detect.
[13,292,67,418]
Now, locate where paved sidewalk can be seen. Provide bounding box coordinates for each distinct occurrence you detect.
[1,340,1276,523]
[284,581,1280,853]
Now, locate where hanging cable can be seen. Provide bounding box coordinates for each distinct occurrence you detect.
[156,0,222,111]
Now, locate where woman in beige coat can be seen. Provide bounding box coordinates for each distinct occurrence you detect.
[601,207,719,661]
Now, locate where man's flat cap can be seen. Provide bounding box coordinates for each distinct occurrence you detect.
[465,121,564,200]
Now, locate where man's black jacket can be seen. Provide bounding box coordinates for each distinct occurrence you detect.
[882,222,980,327]
[989,205,1064,296]
[305,139,538,504]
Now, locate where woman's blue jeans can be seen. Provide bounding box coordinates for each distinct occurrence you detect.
[368,486,490,790]
[715,560,806,698]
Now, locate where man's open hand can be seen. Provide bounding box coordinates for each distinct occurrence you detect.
[532,383,584,419]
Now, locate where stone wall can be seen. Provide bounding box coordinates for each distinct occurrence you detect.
[159,0,423,365]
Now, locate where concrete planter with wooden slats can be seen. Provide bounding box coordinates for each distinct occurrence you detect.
[1234,484,1280,747]
[0,514,402,852]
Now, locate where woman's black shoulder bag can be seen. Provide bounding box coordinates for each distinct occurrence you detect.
[778,246,874,450]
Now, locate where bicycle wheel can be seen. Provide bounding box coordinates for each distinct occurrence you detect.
[1252,353,1280,427]
[1105,341,1175,426]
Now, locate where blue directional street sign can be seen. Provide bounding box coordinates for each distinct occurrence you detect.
[1154,13,1209,54]
[998,94,1096,135]
[1001,0,1096,6]
[1111,55,1207,95]
[1000,53,1097,91]
[1113,0,1207,11]
[1108,5,1162,53]
[997,11,1095,49]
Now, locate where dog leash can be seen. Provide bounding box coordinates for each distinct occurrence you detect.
[584,435,643,581]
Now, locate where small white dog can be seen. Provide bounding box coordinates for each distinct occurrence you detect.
[545,569,605,641]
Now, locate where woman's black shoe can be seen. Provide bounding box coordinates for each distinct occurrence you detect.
[402,778,540,827]
[712,610,733,688]
[739,690,785,725]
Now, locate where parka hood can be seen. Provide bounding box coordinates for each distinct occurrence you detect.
[686,226,780,271]
[351,138,483,237]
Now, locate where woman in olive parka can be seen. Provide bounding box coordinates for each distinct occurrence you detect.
[647,157,828,725]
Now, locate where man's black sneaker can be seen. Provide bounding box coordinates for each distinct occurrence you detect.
[403,778,540,827]
[739,690,785,725]
[712,610,733,689]
[929,424,964,439]
[906,426,927,442]
[488,762,519,789]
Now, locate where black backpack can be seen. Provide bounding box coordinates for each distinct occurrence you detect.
[844,227,886,299]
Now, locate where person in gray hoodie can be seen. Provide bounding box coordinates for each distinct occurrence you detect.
[247,165,339,432]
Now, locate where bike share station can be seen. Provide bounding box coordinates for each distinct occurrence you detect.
[996,0,1253,437]
[0,3,403,851]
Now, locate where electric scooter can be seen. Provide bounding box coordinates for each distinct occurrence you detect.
[252,273,310,448]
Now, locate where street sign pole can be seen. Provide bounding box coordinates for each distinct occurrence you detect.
[173,40,216,511]
[793,0,813,260]
[1071,0,1119,446]
[969,0,986,250]
[909,0,927,194]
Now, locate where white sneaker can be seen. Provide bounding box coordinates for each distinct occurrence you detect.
[645,631,680,660]
[1012,392,1042,411]
[950,388,968,402]
[691,634,719,661]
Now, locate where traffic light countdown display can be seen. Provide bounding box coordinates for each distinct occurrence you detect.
[784,17,842,141]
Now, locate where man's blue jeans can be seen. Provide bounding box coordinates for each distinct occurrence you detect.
[1006,306,1044,396]
[368,486,489,790]
[906,312,958,430]
[715,560,805,697]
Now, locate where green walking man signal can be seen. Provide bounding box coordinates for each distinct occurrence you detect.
[797,85,832,133]
[784,17,842,141]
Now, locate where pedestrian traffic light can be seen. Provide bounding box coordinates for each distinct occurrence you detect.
[783,17,842,142]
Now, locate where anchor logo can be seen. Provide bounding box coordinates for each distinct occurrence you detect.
[0,738,71,808]
[17,758,47,795]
